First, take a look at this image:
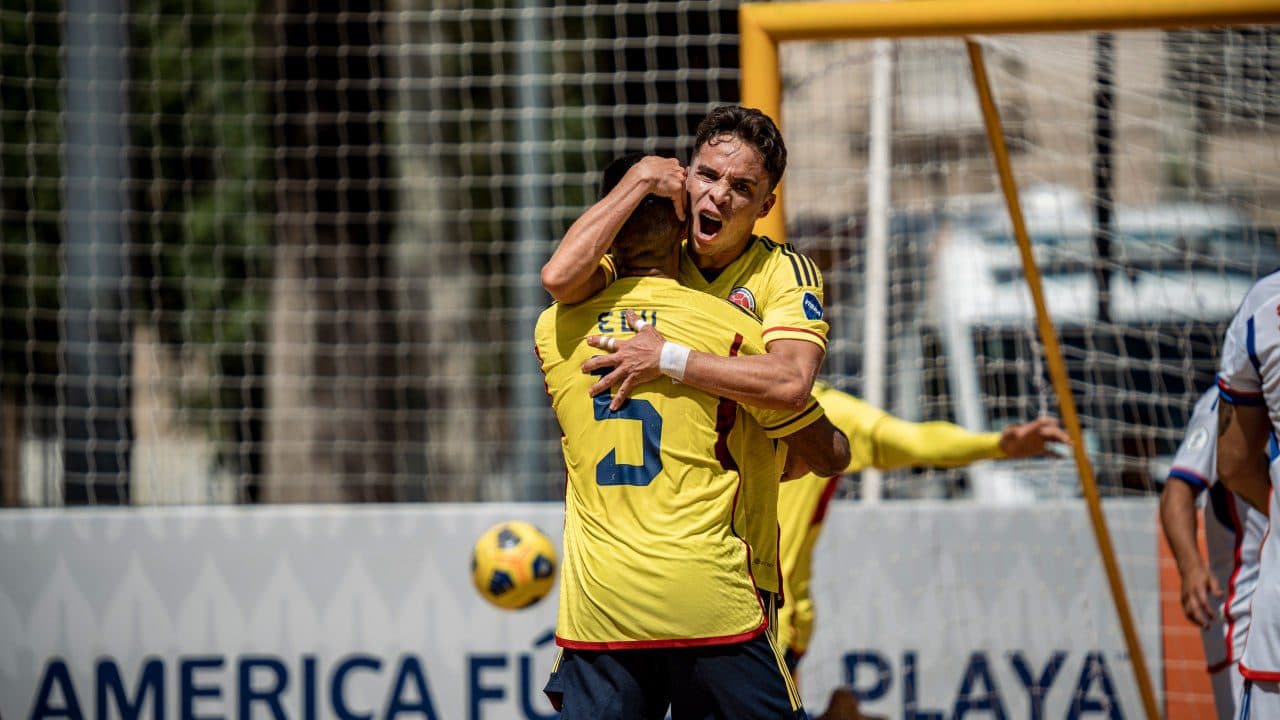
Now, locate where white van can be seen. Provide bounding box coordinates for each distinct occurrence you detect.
[896,185,1277,503]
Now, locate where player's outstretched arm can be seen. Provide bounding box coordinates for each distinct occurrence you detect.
[583,311,821,412]
[1158,479,1221,628]
[541,157,687,304]
[1216,400,1271,515]
[865,413,1069,471]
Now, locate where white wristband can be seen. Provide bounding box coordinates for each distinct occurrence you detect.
[659,341,691,381]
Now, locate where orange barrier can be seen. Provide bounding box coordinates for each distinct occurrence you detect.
[1159,513,1216,718]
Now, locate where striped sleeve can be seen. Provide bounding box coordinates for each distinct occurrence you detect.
[757,238,828,349]
[750,399,828,440]
[1218,304,1265,406]
[1165,387,1218,492]
[599,253,618,286]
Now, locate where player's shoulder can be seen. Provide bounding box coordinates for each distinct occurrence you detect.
[1179,387,1220,453]
[1188,385,1220,423]
[1238,269,1280,316]
[680,287,767,335]
[752,234,822,288]
[534,302,571,363]
[1227,271,1280,358]
[534,302,558,338]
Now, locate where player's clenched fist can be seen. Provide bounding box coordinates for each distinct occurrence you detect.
[627,156,688,222]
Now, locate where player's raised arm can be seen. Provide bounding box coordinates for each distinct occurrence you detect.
[541,156,687,304]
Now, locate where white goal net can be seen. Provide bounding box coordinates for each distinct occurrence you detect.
[2,5,1278,511]
[783,29,1280,502]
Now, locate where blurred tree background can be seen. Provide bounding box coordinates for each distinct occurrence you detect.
[129,0,272,495]
[2,0,744,504]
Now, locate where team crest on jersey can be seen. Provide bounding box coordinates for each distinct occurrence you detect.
[1186,426,1209,452]
[728,286,756,314]
[802,291,823,320]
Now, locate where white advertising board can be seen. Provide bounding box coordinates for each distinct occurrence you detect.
[800,499,1161,718]
[0,500,1159,719]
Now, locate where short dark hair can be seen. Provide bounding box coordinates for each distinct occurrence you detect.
[693,105,787,191]
[600,152,646,200]
[598,154,683,267]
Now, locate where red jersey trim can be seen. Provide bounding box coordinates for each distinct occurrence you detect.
[1239,488,1274,679]
[1208,656,1236,674]
[763,326,827,342]
[1223,496,1246,667]
[1239,662,1280,681]
[810,476,841,527]
[554,620,766,651]
[762,401,822,433]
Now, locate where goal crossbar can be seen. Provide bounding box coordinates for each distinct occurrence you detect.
[741,0,1280,242]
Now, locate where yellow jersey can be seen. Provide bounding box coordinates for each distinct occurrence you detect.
[678,236,827,351]
[775,383,1005,656]
[536,276,826,649]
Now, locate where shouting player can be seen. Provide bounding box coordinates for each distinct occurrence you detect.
[536,154,849,720]
[542,105,826,416]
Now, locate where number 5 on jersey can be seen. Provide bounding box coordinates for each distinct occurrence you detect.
[591,368,663,486]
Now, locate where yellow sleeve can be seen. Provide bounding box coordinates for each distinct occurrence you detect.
[867,415,1004,471]
[750,399,827,440]
[813,383,1004,472]
[690,291,828,440]
[757,239,828,350]
[599,253,618,286]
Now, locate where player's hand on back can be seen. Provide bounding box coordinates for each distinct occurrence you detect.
[1179,564,1223,629]
[583,309,665,411]
[998,417,1071,458]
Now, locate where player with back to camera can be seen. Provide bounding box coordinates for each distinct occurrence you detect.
[1159,385,1265,720]
[1215,268,1280,719]
[535,153,851,720]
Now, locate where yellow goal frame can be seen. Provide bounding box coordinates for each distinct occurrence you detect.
[739,2,1280,718]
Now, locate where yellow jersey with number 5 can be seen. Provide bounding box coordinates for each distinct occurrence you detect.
[535,276,826,648]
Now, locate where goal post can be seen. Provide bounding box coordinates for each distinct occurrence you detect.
[740,2,1280,718]
[741,0,1280,243]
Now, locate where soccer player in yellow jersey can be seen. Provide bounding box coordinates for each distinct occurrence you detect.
[537,155,850,720]
[542,105,826,415]
[777,382,1070,680]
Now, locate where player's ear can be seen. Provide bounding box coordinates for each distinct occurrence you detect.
[758,193,776,218]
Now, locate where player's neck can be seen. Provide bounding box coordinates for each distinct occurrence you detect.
[688,234,753,274]
[616,245,680,280]
[617,267,675,281]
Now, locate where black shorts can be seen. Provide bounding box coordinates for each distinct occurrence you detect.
[544,621,804,719]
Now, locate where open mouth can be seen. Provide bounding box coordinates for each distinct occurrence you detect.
[698,212,723,238]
